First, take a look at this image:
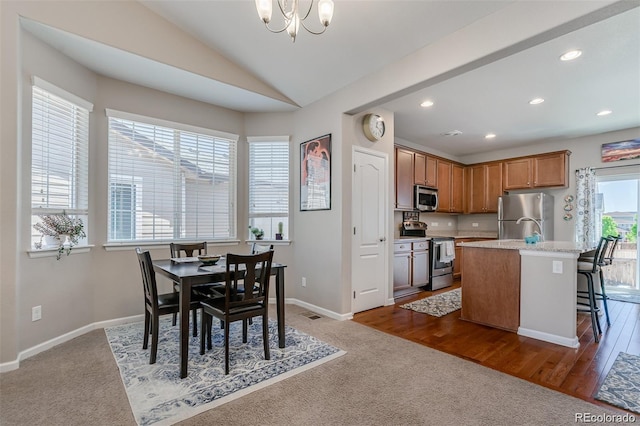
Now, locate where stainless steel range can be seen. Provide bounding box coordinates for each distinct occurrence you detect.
[428,237,454,291]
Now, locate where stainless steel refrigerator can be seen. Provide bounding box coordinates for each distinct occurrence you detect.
[498,193,554,240]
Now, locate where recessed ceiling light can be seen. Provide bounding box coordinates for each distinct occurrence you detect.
[560,50,582,61]
[597,110,612,116]
[443,130,462,136]
[420,100,434,108]
[485,133,496,139]
[529,98,545,105]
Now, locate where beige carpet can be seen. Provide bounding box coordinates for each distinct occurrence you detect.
[0,304,625,426]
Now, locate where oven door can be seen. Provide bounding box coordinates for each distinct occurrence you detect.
[431,240,454,273]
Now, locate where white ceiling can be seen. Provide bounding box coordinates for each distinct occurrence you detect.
[21,1,640,157]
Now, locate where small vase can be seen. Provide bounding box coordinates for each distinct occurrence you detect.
[256,235,264,240]
[43,235,60,248]
[275,233,283,240]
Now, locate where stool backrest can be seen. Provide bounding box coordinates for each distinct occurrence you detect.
[588,237,611,273]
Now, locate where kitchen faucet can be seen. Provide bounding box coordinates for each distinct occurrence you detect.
[516,216,544,241]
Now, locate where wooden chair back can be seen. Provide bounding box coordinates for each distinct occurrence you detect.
[251,243,274,254]
[225,250,274,316]
[136,248,159,312]
[170,242,207,258]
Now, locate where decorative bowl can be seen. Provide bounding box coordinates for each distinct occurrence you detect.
[198,254,221,265]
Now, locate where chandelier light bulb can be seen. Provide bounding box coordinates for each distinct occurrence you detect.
[256,0,334,42]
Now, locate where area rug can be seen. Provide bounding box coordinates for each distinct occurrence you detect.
[105,317,345,425]
[595,352,640,414]
[400,288,461,317]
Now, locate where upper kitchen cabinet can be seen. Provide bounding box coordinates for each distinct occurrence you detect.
[414,152,437,188]
[436,160,464,213]
[395,147,414,210]
[467,162,503,213]
[503,151,570,190]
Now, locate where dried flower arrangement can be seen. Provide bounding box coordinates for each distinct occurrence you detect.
[33,212,86,260]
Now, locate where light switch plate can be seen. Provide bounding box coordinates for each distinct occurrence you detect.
[552,261,563,274]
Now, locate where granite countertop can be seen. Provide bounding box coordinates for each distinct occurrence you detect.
[458,239,595,254]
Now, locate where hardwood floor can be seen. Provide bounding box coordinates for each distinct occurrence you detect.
[353,282,640,415]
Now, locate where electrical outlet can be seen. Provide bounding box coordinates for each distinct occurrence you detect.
[301,277,307,287]
[432,222,439,227]
[32,306,42,322]
[472,223,479,227]
[552,261,563,274]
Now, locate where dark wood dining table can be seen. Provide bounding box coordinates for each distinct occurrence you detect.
[153,258,287,378]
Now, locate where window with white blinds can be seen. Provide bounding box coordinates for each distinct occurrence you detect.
[248,137,289,240]
[31,79,91,247]
[107,110,237,242]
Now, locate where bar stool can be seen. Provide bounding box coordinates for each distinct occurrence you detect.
[577,237,611,343]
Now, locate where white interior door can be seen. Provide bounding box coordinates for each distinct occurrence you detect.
[352,148,388,313]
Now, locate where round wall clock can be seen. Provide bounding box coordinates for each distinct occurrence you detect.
[362,113,385,141]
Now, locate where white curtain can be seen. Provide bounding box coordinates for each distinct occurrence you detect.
[575,167,597,245]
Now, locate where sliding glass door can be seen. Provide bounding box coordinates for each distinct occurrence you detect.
[596,168,639,291]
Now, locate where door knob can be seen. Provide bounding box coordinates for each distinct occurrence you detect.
[379,237,386,242]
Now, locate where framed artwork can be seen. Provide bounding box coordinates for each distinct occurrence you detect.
[601,138,640,162]
[300,134,331,211]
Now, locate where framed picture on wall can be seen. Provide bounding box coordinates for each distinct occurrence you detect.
[601,138,640,162]
[300,134,331,211]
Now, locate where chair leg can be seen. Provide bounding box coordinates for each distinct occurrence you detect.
[586,275,601,342]
[172,287,178,327]
[262,314,270,360]
[242,319,248,343]
[200,312,207,355]
[192,308,198,337]
[598,269,611,326]
[224,318,230,375]
[150,314,160,364]
[143,311,150,350]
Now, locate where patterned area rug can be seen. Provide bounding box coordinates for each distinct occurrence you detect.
[595,352,640,414]
[105,317,345,425]
[400,288,461,317]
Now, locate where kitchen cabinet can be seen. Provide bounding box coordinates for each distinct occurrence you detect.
[503,151,570,190]
[395,147,414,210]
[467,162,503,213]
[393,240,429,295]
[414,152,437,187]
[436,160,464,213]
[453,237,493,280]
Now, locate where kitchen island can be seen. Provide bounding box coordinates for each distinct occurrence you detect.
[458,239,595,348]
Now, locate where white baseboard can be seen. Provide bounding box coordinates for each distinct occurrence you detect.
[517,327,580,348]
[1,300,352,373]
[0,314,144,373]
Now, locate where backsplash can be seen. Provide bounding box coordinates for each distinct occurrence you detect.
[394,211,497,238]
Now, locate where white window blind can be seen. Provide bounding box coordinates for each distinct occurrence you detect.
[248,137,289,240]
[107,111,237,242]
[31,80,91,246]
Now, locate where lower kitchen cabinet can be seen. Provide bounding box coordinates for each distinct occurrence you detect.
[394,240,429,296]
[454,237,494,280]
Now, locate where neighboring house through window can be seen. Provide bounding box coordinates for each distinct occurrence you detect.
[31,77,91,247]
[107,110,238,242]
[247,136,290,240]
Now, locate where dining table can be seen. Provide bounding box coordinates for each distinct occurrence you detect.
[153,257,287,378]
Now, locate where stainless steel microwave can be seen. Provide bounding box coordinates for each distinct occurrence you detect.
[415,185,438,212]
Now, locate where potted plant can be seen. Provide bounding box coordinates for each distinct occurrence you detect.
[248,225,264,240]
[33,211,86,260]
[275,221,284,240]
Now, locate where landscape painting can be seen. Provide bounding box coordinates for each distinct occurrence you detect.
[601,138,640,162]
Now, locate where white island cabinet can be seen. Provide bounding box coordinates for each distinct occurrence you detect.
[459,239,595,348]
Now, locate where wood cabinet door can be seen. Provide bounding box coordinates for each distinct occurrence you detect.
[503,158,532,190]
[425,155,437,187]
[395,148,414,209]
[393,252,411,290]
[436,160,451,212]
[467,165,486,213]
[453,245,462,279]
[451,164,464,213]
[484,162,503,212]
[412,250,429,286]
[414,152,426,185]
[533,152,568,188]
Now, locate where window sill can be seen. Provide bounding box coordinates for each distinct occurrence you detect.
[27,245,94,259]
[245,240,291,246]
[103,240,241,252]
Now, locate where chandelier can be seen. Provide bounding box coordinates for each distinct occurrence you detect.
[255,0,335,42]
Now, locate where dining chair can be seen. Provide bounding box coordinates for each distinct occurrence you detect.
[135,248,206,364]
[169,242,224,335]
[200,250,274,374]
[251,242,274,254]
[576,236,611,343]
